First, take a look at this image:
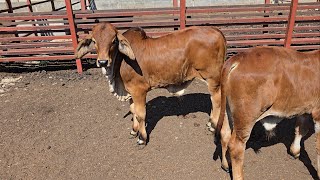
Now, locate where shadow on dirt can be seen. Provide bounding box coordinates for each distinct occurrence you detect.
[213,116,318,180]
[137,93,317,180]
[144,93,212,136]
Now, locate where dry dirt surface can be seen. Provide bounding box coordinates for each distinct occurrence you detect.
[0,68,318,180]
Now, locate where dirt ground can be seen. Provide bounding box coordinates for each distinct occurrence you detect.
[0,67,318,180]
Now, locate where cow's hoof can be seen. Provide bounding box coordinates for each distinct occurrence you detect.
[137,138,145,145]
[206,122,215,133]
[290,146,300,159]
[221,165,230,173]
[129,130,138,139]
[206,122,212,128]
[289,153,300,159]
[136,139,146,150]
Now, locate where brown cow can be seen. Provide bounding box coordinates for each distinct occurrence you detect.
[75,23,226,145]
[215,46,320,180]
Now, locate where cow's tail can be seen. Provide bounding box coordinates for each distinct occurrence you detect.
[216,27,227,62]
[215,59,237,143]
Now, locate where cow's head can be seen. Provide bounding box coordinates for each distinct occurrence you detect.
[75,22,135,67]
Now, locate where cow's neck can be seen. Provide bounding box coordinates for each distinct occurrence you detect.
[101,56,131,102]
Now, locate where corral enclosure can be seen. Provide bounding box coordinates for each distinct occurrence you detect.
[0,0,319,72]
[0,1,320,180]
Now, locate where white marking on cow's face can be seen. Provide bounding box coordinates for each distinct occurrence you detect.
[315,121,320,133]
[260,116,283,131]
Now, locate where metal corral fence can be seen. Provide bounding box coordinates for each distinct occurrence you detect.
[0,0,319,73]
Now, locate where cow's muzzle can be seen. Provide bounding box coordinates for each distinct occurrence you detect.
[96,60,108,67]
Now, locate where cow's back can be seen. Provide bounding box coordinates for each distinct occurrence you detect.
[226,47,320,118]
[121,26,226,88]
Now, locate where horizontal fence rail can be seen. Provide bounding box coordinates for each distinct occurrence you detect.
[0,0,319,73]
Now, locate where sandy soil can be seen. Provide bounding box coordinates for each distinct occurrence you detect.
[0,68,318,180]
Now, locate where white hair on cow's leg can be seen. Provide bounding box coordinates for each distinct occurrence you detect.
[101,67,107,75]
[130,130,138,136]
[137,138,145,145]
[315,121,320,133]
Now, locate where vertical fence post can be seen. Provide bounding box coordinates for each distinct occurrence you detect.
[26,0,39,36]
[173,0,178,7]
[284,0,298,48]
[81,0,87,11]
[65,0,83,74]
[6,0,19,37]
[5,0,13,13]
[263,0,270,34]
[26,0,33,12]
[50,0,56,11]
[173,0,178,30]
[180,0,186,29]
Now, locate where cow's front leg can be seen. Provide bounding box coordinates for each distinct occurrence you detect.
[129,99,139,138]
[131,92,147,145]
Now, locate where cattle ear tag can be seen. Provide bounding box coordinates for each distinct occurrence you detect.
[75,34,94,59]
[116,33,136,60]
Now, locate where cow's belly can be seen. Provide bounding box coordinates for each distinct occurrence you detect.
[257,104,314,122]
[165,81,192,96]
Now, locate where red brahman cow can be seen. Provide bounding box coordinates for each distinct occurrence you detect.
[215,46,320,180]
[75,22,226,145]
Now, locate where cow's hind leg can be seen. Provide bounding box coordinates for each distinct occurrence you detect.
[220,117,231,172]
[206,78,221,132]
[131,92,147,145]
[312,108,320,178]
[206,78,231,171]
[290,115,310,158]
[129,99,139,138]
[229,117,255,180]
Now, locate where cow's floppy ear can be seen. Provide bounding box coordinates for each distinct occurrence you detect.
[75,34,95,59]
[116,33,135,60]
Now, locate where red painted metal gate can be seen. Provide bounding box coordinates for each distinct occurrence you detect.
[0,0,319,73]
